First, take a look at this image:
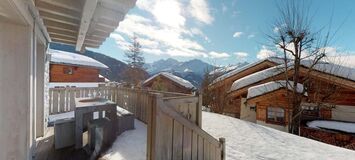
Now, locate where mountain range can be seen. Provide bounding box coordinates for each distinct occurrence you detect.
[144,58,215,87]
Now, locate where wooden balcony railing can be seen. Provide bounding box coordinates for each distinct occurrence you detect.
[48,86,225,160]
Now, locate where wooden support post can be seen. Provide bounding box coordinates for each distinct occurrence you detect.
[219,138,226,160]
[197,94,203,128]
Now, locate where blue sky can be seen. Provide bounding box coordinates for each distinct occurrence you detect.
[89,0,355,66]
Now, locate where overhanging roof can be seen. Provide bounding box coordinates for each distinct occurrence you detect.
[35,0,136,51]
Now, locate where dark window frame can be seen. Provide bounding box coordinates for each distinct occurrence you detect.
[266,106,286,125]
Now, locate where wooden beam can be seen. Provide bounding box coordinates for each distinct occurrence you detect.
[36,0,83,12]
[43,19,78,32]
[39,10,80,26]
[36,1,81,18]
[84,43,100,48]
[51,38,76,45]
[76,0,98,51]
[47,27,77,37]
[49,33,77,41]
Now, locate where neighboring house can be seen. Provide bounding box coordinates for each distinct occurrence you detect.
[142,72,196,94]
[226,59,355,132]
[208,57,284,117]
[49,49,109,88]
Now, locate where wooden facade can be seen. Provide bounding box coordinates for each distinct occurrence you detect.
[243,70,355,131]
[143,74,194,94]
[50,64,105,83]
[209,60,279,117]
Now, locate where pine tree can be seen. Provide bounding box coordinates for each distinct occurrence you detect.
[123,35,146,86]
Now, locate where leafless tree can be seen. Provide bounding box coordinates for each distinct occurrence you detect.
[267,0,340,134]
[201,65,220,108]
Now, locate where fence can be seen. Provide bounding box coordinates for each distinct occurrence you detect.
[48,86,225,160]
[147,95,225,160]
[48,87,195,123]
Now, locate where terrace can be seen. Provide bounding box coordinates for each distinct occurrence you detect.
[35,87,225,160]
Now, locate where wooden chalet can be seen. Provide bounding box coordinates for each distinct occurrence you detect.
[208,57,284,117]
[142,72,196,94]
[226,59,355,132]
[49,49,108,83]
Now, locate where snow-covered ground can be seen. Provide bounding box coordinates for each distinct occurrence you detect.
[100,112,355,160]
[202,111,355,160]
[100,120,147,160]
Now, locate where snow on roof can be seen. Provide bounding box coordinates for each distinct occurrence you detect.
[209,65,239,76]
[247,80,305,99]
[230,59,355,93]
[202,111,355,160]
[143,72,195,89]
[300,59,355,82]
[307,120,355,134]
[99,74,110,82]
[211,57,284,85]
[49,49,108,69]
[230,64,287,92]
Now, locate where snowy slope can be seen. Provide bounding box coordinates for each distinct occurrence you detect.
[100,120,147,160]
[101,112,355,160]
[202,111,355,160]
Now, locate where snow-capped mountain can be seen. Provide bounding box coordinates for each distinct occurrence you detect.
[144,59,215,87]
[145,58,214,76]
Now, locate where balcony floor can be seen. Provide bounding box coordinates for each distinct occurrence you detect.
[35,127,90,160]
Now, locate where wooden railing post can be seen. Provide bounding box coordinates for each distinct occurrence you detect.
[197,93,203,128]
[147,93,161,160]
[219,138,226,160]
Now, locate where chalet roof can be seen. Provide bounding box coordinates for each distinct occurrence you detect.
[247,80,305,100]
[211,57,284,85]
[49,49,108,69]
[230,59,355,93]
[35,0,136,51]
[143,72,195,89]
[209,65,239,76]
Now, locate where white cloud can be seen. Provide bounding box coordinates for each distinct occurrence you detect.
[233,32,243,38]
[113,0,215,58]
[189,0,214,24]
[209,51,230,58]
[257,46,276,59]
[190,27,204,36]
[152,0,185,28]
[110,33,125,42]
[247,34,255,39]
[234,52,248,58]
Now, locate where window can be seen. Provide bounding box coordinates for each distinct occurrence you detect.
[267,107,285,124]
[63,67,73,75]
